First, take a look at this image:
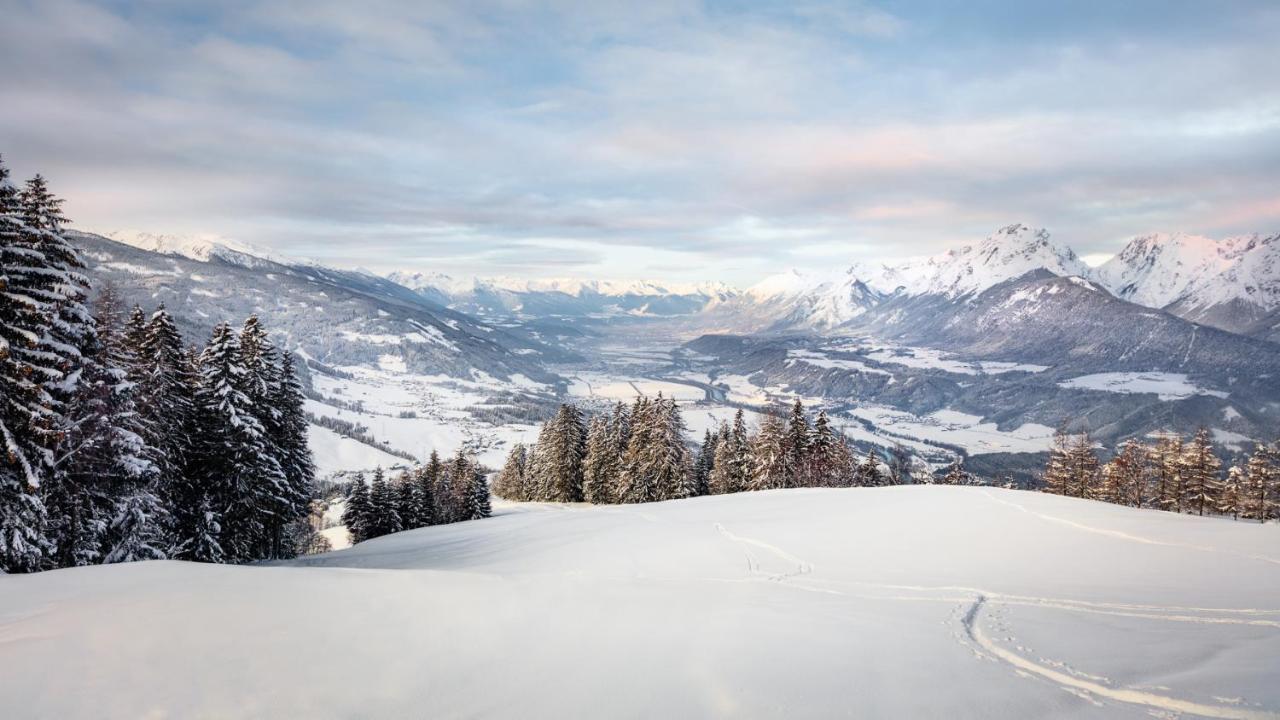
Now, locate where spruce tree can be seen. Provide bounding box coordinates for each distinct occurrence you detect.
[691,428,716,498]
[784,399,811,488]
[463,460,491,520]
[888,443,911,486]
[531,403,587,503]
[582,416,616,504]
[367,467,400,537]
[341,473,370,543]
[709,422,742,495]
[494,444,528,501]
[749,413,789,491]
[138,305,198,553]
[192,322,279,561]
[423,450,444,522]
[270,352,315,549]
[0,157,52,571]
[860,447,884,487]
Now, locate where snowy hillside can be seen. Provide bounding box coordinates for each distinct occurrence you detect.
[725,224,1092,331]
[1097,232,1280,335]
[2,487,1277,718]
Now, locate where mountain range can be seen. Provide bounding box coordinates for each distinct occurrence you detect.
[723,224,1280,342]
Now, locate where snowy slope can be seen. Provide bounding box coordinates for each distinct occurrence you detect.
[1097,232,1280,335]
[723,224,1092,331]
[2,487,1277,719]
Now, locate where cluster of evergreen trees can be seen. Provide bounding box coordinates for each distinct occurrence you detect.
[341,450,491,543]
[0,159,315,572]
[493,397,914,505]
[1042,428,1280,521]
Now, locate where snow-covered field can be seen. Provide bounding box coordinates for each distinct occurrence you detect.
[1058,372,1229,401]
[846,406,1058,456]
[307,364,547,473]
[3,487,1277,719]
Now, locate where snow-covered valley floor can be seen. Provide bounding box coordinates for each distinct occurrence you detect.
[3,487,1278,719]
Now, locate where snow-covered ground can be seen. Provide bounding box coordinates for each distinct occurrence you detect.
[2,487,1276,718]
[1058,372,1229,401]
[307,364,548,474]
[846,406,1058,456]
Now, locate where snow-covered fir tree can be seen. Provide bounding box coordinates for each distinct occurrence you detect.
[341,473,371,544]
[691,428,717,498]
[784,399,811,487]
[493,443,528,501]
[366,467,401,538]
[748,412,790,492]
[582,415,617,504]
[462,457,491,521]
[709,421,746,495]
[531,403,586,503]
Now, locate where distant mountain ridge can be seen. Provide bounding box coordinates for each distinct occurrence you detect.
[70,230,572,382]
[388,271,738,318]
[718,224,1280,340]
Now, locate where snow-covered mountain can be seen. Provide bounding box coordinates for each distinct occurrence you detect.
[717,224,1092,331]
[389,271,739,318]
[70,230,573,382]
[1097,232,1280,338]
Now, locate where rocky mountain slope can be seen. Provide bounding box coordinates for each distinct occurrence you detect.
[1097,231,1280,338]
[71,231,572,382]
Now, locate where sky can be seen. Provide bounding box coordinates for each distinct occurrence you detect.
[2,0,1279,285]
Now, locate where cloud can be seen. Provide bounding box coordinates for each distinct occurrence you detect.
[1,0,1278,285]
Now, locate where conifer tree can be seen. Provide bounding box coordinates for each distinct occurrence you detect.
[1221,465,1244,520]
[888,443,911,486]
[859,447,884,487]
[582,416,616,504]
[531,403,587,503]
[1066,431,1099,498]
[709,422,743,495]
[394,471,426,529]
[749,413,790,491]
[137,305,198,552]
[341,473,370,543]
[494,444,528,501]
[463,460,491,520]
[1109,438,1150,507]
[784,399,811,487]
[808,411,843,487]
[1042,431,1071,495]
[1243,444,1277,523]
[411,463,438,526]
[192,322,278,561]
[1152,433,1185,512]
[435,453,456,523]
[270,352,315,547]
[186,495,224,563]
[692,428,717,498]
[1180,428,1222,516]
[0,159,51,572]
[422,450,444,522]
[367,467,400,537]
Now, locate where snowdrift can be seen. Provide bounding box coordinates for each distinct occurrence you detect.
[2,486,1278,718]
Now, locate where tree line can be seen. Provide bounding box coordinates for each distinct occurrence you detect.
[341,451,491,543]
[492,396,937,505]
[1,158,316,572]
[1041,428,1280,521]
